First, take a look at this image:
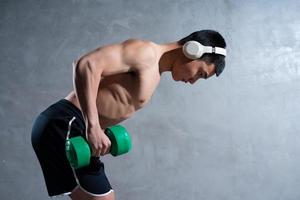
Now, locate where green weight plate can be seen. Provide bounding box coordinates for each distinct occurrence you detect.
[106,125,132,156]
[66,136,91,169]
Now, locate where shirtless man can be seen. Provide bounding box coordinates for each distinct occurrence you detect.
[31,30,226,200]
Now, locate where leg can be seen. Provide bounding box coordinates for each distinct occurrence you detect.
[69,186,115,200]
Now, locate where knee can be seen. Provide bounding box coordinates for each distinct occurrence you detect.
[70,188,115,200]
[96,191,115,200]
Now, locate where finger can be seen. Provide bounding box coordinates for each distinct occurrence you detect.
[102,143,111,155]
[92,145,101,157]
[103,147,109,155]
[91,147,97,157]
[105,143,111,155]
[97,146,102,157]
[92,149,99,157]
[100,146,107,156]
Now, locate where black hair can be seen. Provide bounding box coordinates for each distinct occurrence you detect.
[178,30,226,76]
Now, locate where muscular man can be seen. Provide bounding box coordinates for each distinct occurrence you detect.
[31,30,226,200]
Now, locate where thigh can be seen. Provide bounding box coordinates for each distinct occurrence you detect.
[69,186,115,200]
[74,157,113,196]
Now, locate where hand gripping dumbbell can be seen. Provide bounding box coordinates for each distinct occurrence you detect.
[65,117,132,169]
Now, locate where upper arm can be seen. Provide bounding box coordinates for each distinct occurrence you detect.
[74,39,157,77]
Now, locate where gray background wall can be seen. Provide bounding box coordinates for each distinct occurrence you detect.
[1,0,300,199]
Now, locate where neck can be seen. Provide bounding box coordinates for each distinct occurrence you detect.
[157,42,183,74]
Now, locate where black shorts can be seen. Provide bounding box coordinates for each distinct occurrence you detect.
[31,99,113,197]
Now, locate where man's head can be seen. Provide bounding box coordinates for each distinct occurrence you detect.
[171,30,226,84]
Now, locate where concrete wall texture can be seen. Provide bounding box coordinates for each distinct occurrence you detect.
[1,0,300,199]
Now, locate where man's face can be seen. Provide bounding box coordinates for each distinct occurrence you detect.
[172,59,216,84]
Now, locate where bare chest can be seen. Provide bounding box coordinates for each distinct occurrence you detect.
[96,68,160,121]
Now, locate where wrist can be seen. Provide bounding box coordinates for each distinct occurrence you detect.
[85,118,99,127]
[86,119,100,128]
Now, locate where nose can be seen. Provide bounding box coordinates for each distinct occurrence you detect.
[188,78,196,84]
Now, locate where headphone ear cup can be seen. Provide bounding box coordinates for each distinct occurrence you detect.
[182,41,204,60]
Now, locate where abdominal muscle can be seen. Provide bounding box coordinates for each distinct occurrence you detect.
[96,85,136,128]
[64,90,136,130]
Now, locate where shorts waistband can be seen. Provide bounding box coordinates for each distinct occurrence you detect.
[57,99,85,124]
[57,99,83,116]
[58,99,81,113]
[39,98,85,128]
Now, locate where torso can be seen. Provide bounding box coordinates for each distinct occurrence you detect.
[65,64,160,129]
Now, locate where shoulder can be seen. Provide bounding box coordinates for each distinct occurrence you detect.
[74,39,158,77]
[121,39,158,71]
[122,38,155,49]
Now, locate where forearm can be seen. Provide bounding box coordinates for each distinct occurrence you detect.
[73,59,102,127]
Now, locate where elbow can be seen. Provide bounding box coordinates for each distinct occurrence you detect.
[72,56,103,86]
[74,57,96,75]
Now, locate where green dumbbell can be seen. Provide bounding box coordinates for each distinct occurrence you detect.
[66,124,132,169]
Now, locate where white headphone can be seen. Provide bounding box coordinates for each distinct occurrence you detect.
[182,40,227,60]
